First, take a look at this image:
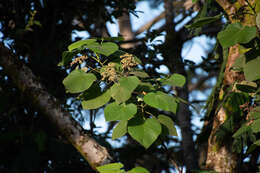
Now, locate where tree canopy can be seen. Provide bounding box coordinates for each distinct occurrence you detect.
[1,0,260,173]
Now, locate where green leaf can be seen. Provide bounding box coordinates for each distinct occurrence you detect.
[256,13,260,30]
[58,50,78,66]
[251,118,260,133]
[232,54,245,70]
[97,163,124,173]
[111,76,140,104]
[128,117,161,149]
[232,124,250,138]
[129,71,149,78]
[157,115,177,136]
[143,91,178,114]
[247,139,260,153]
[63,70,96,93]
[217,23,257,48]
[68,39,97,51]
[104,102,137,121]
[244,56,260,81]
[236,81,257,93]
[186,14,222,28]
[86,42,119,56]
[98,37,124,41]
[82,89,111,109]
[127,167,149,173]
[112,120,128,140]
[162,73,186,87]
[254,139,260,146]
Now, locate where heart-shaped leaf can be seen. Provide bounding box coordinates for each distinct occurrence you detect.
[157,115,177,136]
[112,120,128,140]
[162,73,186,87]
[104,102,137,121]
[82,89,111,109]
[96,163,124,173]
[63,70,96,93]
[68,39,97,51]
[86,42,118,56]
[128,117,161,149]
[217,23,257,48]
[143,91,178,114]
[111,76,140,104]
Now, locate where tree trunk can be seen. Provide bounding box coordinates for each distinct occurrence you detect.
[163,0,199,172]
[204,0,256,172]
[0,43,112,172]
[118,11,135,49]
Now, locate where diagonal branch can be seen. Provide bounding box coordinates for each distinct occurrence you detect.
[133,0,187,36]
[0,43,113,172]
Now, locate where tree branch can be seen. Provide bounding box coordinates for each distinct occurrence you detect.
[0,43,113,171]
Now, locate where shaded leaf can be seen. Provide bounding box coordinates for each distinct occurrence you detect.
[217,23,257,48]
[68,39,97,51]
[186,14,222,28]
[63,70,96,93]
[82,89,111,109]
[232,124,250,138]
[157,115,177,136]
[111,76,140,104]
[128,117,161,149]
[236,81,257,93]
[104,102,137,121]
[112,120,128,140]
[58,50,78,66]
[143,91,178,114]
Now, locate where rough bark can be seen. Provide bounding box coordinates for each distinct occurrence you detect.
[204,0,256,172]
[0,43,112,171]
[164,0,199,172]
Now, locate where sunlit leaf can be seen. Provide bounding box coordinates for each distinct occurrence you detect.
[157,115,177,136]
[128,117,161,149]
[104,102,137,121]
[217,23,257,48]
[82,89,111,109]
[86,42,118,56]
[143,91,178,114]
[96,163,124,173]
[127,167,149,173]
[244,56,260,81]
[68,39,97,51]
[63,70,96,93]
[162,73,186,87]
[111,76,140,104]
[112,120,128,140]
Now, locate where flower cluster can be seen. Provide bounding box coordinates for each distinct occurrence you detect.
[70,55,87,66]
[101,63,118,82]
[120,53,138,71]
